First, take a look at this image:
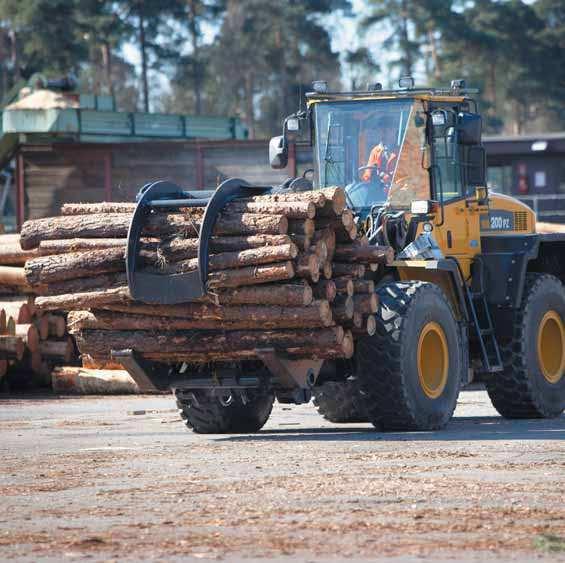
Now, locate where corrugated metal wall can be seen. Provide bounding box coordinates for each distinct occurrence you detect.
[19,141,293,222]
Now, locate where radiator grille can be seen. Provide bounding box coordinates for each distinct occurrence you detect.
[514,211,528,231]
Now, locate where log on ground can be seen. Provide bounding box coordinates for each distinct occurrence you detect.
[51,366,140,394]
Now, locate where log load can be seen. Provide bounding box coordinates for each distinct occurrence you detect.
[18,188,394,368]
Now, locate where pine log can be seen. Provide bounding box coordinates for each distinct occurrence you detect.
[332,263,365,278]
[35,316,50,340]
[69,302,333,332]
[312,228,336,259]
[160,234,293,258]
[288,235,311,251]
[0,234,37,265]
[313,240,328,264]
[334,244,394,264]
[100,300,330,324]
[288,219,315,236]
[39,337,74,361]
[61,202,136,214]
[43,272,127,296]
[295,254,319,283]
[15,323,39,352]
[332,295,354,322]
[318,187,347,215]
[225,200,316,219]
[0,335,24,360]
[353,280,375,294]
[253,190,327,208]
[0,266,30,288]
[34,286,131,312]
[168,244,298,274]
[366,315,377,336]
[321,261,333,280]
[207,261,295,289]
[25,248,126,286]
[351,311,363,329]
[38,238,129,254]
[334,278,354,296]
[213,283,313,307]
[20,212,288,249]
[353,293,379,314]
[75,327,345,359]
[46,314,67,338]
[0,301,32,323]
[51,367,140,394]
[312,280,337,303]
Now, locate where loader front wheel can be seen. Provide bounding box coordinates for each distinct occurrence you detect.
[175,388,274,434]
[486,274,565,419]
[356,281,463,431]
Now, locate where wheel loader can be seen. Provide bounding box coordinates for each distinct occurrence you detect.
[121,78,565,433]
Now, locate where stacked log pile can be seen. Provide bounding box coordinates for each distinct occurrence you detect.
[19,188,394,367]
[0,234,78,388]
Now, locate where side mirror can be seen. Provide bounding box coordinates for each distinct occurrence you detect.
[467,145,486,186]
[269,135,288,169]
[458,113,482,145]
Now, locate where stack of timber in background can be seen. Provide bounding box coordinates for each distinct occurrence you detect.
[18,187,393,370]
[0,234,78,391]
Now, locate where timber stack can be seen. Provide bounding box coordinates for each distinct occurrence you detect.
[18,188,393,367]
[0,234,77,388]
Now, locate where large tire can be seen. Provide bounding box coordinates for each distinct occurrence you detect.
[486,274,565,419]
[313,379,369,423]
[175,388,274,434]
[356,281,464,431]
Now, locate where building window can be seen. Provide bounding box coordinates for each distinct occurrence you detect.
[487,165,512,194]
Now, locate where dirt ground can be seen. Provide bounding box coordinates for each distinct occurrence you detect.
[0,389,563,562]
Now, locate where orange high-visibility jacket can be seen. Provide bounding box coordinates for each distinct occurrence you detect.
[362,143,397,183]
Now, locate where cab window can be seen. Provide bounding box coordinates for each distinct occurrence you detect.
[431,110,463,201]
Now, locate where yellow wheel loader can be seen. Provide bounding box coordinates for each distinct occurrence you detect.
[126,78,564,433]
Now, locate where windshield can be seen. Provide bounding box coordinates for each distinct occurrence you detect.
[313,99,428,213]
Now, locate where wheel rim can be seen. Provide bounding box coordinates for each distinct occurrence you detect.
[417,321,449,399]
[537,310,564,384]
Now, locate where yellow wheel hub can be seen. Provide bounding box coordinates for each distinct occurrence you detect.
[417,321,449,399]
[537,310,564,384]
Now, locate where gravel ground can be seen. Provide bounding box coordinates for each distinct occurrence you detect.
[0,389,563,562]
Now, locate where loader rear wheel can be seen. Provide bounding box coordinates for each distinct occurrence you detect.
[175,388,274,434]
[356,281,463,431]
[313,379,369,423]
[486,274,565,419]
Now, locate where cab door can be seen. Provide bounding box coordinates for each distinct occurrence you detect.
[430,109,482,278]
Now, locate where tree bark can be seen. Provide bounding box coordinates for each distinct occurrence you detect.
[253,190,327,208]
[213,283,312,307]
[25,248,126,286]
[68,302,333,331]
[34,287,131,312]
[312,280,337,303]
[75,327,345,359]
[207,261,295,289]
[167,244,298,273]
[42,272,127,296]
[100,299,330,325]
[51,367,140,395]
[225,200,316,219]
[332,263,365,278]
[61,202,136,215]
[353,280,375,294]
[353,293,379,314]
[334,244,394,264]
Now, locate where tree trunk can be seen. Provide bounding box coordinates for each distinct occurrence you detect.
[213,283,312,307]
[225,200,316,219]
[101,41,114,98]
[25,248,126,286]
[138,6,149,112]
[42,272,127,296]
[75,327,345,358]
[68,302,333,331]
[61,202,136,215]
[34,287,131,312]
[207,261,295,289]
[51,367,140,395]
[334,244,394,264]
